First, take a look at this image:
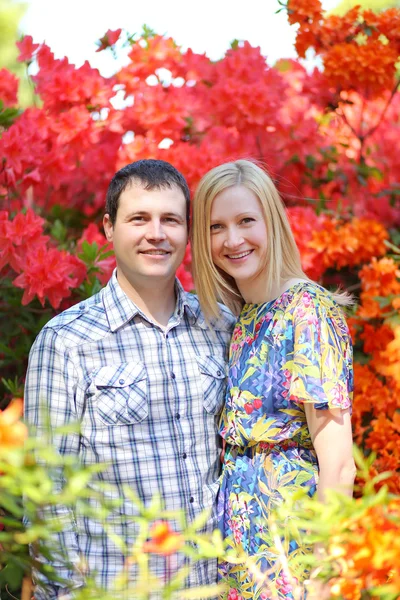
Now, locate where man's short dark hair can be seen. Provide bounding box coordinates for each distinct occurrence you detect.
[105,159,191,228]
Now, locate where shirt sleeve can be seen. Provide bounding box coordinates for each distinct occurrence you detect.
[24,326,85,598]
[286,293,353,411]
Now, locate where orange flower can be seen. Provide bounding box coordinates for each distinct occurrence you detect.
[287,0,323,26]
[323,41,399,96]
[0,398,28,449]
[309,218,388,270]
[366,413,400,456]
[143,521,184,555]
[330,578,362,600]
[359,257,400,297]
[328,501,400,593]
[376,326,400,385]
[359,323,394,357]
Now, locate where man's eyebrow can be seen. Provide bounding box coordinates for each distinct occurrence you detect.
[162,211,185,220]
[125,210,185,220]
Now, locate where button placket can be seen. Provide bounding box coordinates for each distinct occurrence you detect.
[162,329,181,431]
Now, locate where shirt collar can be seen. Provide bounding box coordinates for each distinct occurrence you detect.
[103,270,203,332]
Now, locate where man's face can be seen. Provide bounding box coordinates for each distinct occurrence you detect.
[103,183,188,289]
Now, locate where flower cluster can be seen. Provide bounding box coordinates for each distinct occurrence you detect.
[328,499,400,598]
[349,252,400,493]
[309,218,388,271]
[287,2,400,96]
[0,210,85,308]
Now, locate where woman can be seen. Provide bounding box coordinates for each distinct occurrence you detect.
[192,160,355,599]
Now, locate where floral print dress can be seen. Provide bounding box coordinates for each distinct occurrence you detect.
[218,282,353,600]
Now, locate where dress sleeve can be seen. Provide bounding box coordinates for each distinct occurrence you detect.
[286,291,353,411]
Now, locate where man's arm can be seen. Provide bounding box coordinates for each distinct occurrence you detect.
[24,326,85,599]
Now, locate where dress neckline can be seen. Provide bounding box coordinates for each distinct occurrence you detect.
[242,280,318,311]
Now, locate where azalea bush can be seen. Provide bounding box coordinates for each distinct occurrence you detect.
[0,0,400,597]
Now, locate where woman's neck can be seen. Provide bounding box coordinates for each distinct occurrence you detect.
[238,276,308,304]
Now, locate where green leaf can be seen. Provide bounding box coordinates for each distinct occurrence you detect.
[0,494,24,517]
[79,240,99,263]
[50,219,68,243]
[0,561,25,590]
[0,100,21,128]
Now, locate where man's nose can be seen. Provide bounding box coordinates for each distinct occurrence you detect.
[145,220,167,241]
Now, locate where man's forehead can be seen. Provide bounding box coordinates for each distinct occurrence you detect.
[118,183,186,213]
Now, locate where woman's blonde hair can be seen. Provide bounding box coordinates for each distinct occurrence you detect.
[192,159,351,319]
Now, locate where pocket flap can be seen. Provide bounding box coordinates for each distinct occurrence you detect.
[196,355,226,379]
[94,362,147,388]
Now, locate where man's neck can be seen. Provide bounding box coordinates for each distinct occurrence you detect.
[116,271,177,328]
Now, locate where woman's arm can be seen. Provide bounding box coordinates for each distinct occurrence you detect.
[304,405,356,502]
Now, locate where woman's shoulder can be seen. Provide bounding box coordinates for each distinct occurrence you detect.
[286,280,346,318]
[286,281,351,345]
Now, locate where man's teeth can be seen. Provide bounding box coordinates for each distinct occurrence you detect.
[227,250,252,259]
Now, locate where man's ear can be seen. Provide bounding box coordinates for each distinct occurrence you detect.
[103,214,114,242]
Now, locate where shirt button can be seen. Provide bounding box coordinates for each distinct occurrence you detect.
[119,379,125,385]
[182,452,187,459]
[170,372,176,379]
[79,303,85,311]
[217,370,222,376]
[176,413,180,420]
[189,496,194,503]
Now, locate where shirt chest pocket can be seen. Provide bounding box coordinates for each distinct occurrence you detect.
[196,355,227,415]
[92,362,148,426]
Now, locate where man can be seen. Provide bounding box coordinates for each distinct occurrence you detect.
[24,159,235,599]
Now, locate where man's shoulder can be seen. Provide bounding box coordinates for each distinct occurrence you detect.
[41,288,106,339]
[184,292,236,332]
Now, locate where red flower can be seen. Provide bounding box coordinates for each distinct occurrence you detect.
[0,210,48,273]
[13,246,86,308]
[176,244,193,291]
[16,35,40,63]
[0,69,19,107]
[96,29,122,52]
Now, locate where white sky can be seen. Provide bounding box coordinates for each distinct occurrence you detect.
[18,0,339,76]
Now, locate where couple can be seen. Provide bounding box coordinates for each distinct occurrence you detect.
[25,159,355,600]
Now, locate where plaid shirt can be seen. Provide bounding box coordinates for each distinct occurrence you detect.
[24,271,235,599]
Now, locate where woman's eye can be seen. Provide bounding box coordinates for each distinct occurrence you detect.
[241,217,255,224]
[210,224,222,231]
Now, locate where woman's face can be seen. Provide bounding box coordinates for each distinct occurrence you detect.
[209,185,268,290]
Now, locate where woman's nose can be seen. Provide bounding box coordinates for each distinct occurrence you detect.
[223,227,244,248]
